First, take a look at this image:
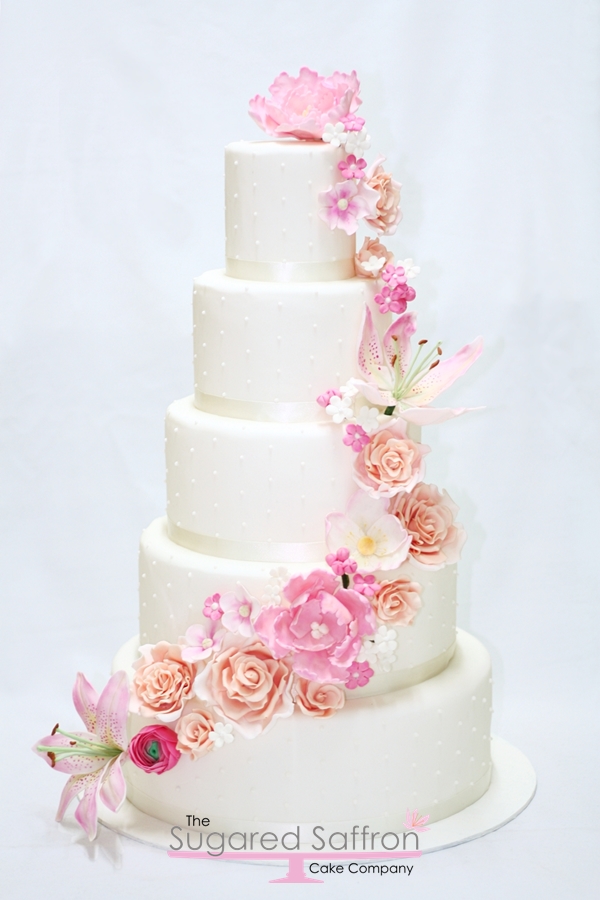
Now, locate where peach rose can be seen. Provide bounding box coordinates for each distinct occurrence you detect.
[194,634,294,738]
[354,423,429,499]
[371,576,422,625]
[390,483,466,569]
[294,679,346,718]
[131,642,196,723]
[354,236,394,278]
[364,155,402,235]
[175,705,216,760]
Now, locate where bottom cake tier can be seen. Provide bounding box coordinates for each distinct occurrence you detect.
[113,629,492,835]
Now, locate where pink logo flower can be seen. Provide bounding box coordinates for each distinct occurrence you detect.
[128,724,181,774]
[403,808,430,832]
[325,547,357,576]
[248,68,362,141]
[343,423,370,452]
[255,570,376,683]
[318,180,379,236]
[344,660,374,689]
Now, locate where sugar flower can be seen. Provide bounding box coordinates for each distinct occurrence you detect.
[128,724,181,773]
[353,421,429,499]
[338,154,367,180]
[317,387,341,408]
[355,404,381,434]
[344,127,371,157]
[343,423,370,452]
[260,566,289,606]
[322,122,347,147]
[373,282,416,315]
[325,546,358,576]
[220,584,260,636]
[175,706,216,760]
[209,722,235,749]
[355,307,483,425]
[255,569,375,683]
[294,679,346,717]
[364,155,402,235]
[358,626,398,672]
[340,112,365,132]
[318,180,379,236]
[202,593,223,621]
[326,489,411,572]
[180,619,225,663]
[325,392,354,423]
[371,575,422,625]
[34,671,129,841]
[248,68,362,141]
[399,258,420,279]
[354,236,394,278]
[344,660,374,690]
[131,642,195,723]
[352,572,381,598]
[389,482,466,569]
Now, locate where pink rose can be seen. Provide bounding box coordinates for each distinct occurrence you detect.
[131,642,196,723]
[128,724,181,774]
[294,678,345,718]
[371,576,422,625]
[354,236,394,278]
[255,570,376,683]
[175,705,216,760]
[390,483,466,569]
[248,68,362,141]
[364,155,402,235]
[194,634,294,739]
[354,423,429,499]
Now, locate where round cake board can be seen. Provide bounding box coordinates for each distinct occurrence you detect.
[97,735,535,863]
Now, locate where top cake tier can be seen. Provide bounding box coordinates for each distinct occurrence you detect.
[225,141,355,282]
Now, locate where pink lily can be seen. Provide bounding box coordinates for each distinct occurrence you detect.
[34,671,129,841]
[355,307,483,425]
[403,808,431,832]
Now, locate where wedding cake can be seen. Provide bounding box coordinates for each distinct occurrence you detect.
[35,69,493,844]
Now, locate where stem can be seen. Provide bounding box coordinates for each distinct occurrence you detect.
[384,406,396,416]
[342,574,350,589]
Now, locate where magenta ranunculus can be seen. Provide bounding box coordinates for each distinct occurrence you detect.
[248,67,362,141]
[255,570,376,683]
[128,724,181,774]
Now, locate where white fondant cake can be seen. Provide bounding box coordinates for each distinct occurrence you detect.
[36,69,502,846]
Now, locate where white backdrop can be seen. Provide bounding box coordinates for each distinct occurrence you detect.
[1,1,599,897]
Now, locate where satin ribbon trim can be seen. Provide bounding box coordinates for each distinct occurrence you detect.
[343,642,456,699]
[195,392,325,423]
[168,521,326,563]
[226,257,355,283]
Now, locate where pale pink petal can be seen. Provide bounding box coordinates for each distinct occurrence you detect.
[357,307,388,387]
[72,673,98,732]
[325,512,363,556]
[367,516,412,570]
[98,756,127,813]
[33,732,109,775]
[382,312,417,377]
[74,771,103,841]
[346,490,391,531]
[406,336,483,405]
[55,773,91,823]
[95,671,129,749]
[397,406,482,425]
[353,379,395,407]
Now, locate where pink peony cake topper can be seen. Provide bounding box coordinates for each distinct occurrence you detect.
[248,67,362,141]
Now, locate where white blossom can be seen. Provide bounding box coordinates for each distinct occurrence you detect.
[399,258,421,279]
[322,122,347,148]
[344,127,371,156]
[209,722,234,749]
[260,566,289,606]
[355,405,381,434]
[326,393,354,423]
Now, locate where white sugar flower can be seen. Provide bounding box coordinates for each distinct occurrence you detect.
[209,722,234,749]
[326,489,411,572]
[340,379,359,400]
[261,566,289,606]
[355,405,381,434]
[326,393,354,423]
[344,127,371,156]
[322,122,347,148]
[362,255,388,276]
[399,258,420,279]
[374,626,398,672]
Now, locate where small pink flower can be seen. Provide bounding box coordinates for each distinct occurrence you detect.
[373,282,416,315]
[343,423,370,452]
[403,808,430,832]
[128,724,181,774]
[381,263,407,285]
[338,154,367,180]
[202,593,223,621]
[325,547,358,576]
[340,112,365,132]
[353,573,381,598]
[180,620,225,662]
[316,388,341,408]
[345,660,374,690]
[220,585,260,636]
[318,180,379,236]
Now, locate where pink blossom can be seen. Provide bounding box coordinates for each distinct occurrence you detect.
[381,263,407,285]
[373,282,416,315]
[318,180,379,236]
[248,68,362,141]
[338,154,367,180]
[128,724,181,774]
[180,620,225,662]
[343,423,370,452]
[353,573,381,598]
[325,547,358,576]
[220,585,260,636]
[255,570,376,683]
[316,388,341,408]
[340,112,366,132]
[345,660,374,690]
[202,593,223,621]
[33,672,129,841]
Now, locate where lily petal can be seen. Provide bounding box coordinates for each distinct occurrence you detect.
[357,307,388,387]
[72,673,98,732]
[56,767,103,835]
[95,670,129,749]
[99,755,127,813]
[33,732,109,775]
[74,771,103,841]
[406,336,483,406]
[382,311,416,376]
[353,379,395,407]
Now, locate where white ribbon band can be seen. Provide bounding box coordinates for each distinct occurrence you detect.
[168,520,326,563]
[226,257,355,283]
[195,392,324,423]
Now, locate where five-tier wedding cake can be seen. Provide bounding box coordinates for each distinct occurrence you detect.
[35,69,494,845]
